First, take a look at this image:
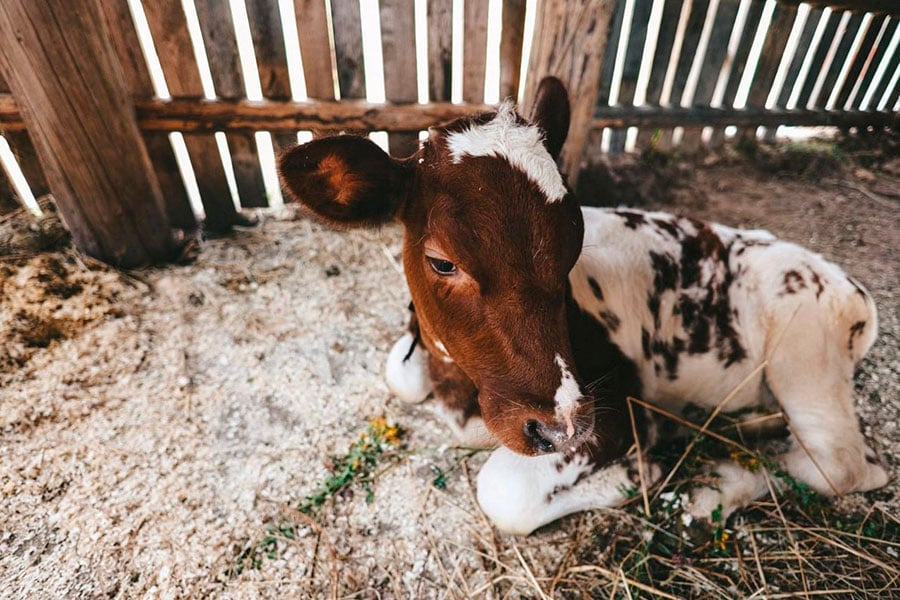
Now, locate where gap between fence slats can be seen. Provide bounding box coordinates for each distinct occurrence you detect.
[592,0,627,159]
[0,73,48,209]
[99,1,194,231]
[427,0,453,102]
[813,12,865,109]
[849,16,896,110]
[608,0,654,154]
[380,0,419,157]
[499,0,527,101]
[775,7,824,109]
[794,9,842,107]
[141,0,241,231]
[666,0,713,149]
[834,14,886,109]
[195,0,268,209]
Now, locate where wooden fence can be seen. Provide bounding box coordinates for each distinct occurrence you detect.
[0,0,897,265]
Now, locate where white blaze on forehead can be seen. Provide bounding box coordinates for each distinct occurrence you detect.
[444,102,568,203]
[553,354,581,437]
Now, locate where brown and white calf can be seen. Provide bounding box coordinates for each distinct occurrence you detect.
[279,77,888,535]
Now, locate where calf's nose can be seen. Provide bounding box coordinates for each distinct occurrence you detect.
[524,418,575,454]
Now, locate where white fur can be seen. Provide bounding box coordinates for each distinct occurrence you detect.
[553,354,581,437]
[385,333,432,403]
[433,404,497,449]
[445,102,568,203]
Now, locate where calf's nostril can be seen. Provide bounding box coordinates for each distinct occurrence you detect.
[524,419,555,453]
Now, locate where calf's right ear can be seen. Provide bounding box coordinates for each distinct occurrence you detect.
[278,136,410,227]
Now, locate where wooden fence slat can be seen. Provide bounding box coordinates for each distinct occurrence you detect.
[330,0,366,101]
[294,0,336,102]
[499,0,527,101]
[463,0,489,103]
[427,0,453,102]
[380,0,419,157]
[141,0,241,231]
[740,3,799,142]
[812,11,864,109]
[774,7,825,109]
[834,14,887,109]
[680,0,743,151]
[635,0,686,150]
[194,0,268,209]
[866,29,900,109]
[708,0,767,147]
[793,9,841,108]
[654,0,713,151]
[524,0,618,185]
[100,1,195,231]
[609,0,654,154]
[850,17,897,110]
[0,0,177,265]
[887,70,900,110]
[245,0,296,160]
[591,0,627,158]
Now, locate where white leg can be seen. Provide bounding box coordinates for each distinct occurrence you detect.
[385,332,432,403]
[477,447,660,535]
[433,403,497,449]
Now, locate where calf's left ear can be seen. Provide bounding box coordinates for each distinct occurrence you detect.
[278,136,410,227]
[529,76,570,160]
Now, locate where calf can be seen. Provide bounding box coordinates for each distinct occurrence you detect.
[279,77,888,535]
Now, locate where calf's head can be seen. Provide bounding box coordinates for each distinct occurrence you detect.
[279,77,592,456]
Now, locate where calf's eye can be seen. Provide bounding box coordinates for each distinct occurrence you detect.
[426,256,457,276]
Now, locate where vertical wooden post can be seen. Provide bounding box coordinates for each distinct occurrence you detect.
[0,0,177,266]
[524,0,617,186]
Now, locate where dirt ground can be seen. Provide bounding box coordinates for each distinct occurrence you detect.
[1,146,898,598]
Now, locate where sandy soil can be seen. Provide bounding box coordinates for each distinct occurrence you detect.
[1,154,898,599]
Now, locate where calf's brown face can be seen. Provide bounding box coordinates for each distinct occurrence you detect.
[279,78,592,456]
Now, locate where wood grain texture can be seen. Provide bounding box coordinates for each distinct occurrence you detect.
[427,0,453,102]
[463,0,489,103]
[142,0,240,229]
[380,0,419,156]
[525,0,617,184]
[0,0,176,265]
[499,0,527,101]
[100,0,194,230]
[194,0,267,208]
[294,0,336,101]
[330,0,366,100]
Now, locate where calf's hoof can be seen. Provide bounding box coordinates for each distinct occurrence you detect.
[385,332,432,403]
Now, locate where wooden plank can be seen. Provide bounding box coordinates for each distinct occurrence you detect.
[739,3,799,142]
[774,7,825,109]
[666,0,711,150]
[100,0,194,231]
[591,0,627,155]
[609,0,654,154]
[380,0,419,157]
[194,0,268,209]
[866,30,900,110]
[463,0,489,103]
[245,0,296,160]
[499,0,527,101]
[793,9,841,108]
[0,0,177,266]
[812,11,864,109]
[708,0,766,147]
[294,0,336,101]
[634,0,685,150]
[680,0,742,150]
[427,0,453,102]
[524,0,618,184]
[850,17,897,110]
[330,0,366,100]
[141,0,240,231]
[833,15,886,109]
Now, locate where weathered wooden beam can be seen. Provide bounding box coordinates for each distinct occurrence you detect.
[2,95,895,133]
[524,0,618,185]
[0,0,177,266]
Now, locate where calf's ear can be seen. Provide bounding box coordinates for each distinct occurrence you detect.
[278,136,410,227]
[529,76,570,160]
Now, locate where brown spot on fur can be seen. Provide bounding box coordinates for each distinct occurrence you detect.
[848,320,866,352]
[587,276,604,301]
[782,270,806,295]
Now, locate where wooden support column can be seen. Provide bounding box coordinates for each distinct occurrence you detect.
[0,0,177,266]
[524,0,617,186]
